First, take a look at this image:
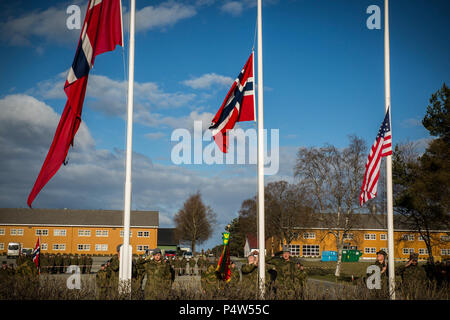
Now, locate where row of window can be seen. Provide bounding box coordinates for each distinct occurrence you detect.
[5,243,152,252]
[288,244,320,257]
[0,228,150,238]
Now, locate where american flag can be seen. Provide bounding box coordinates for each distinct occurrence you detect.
[360,108,392,206]
[32,237,40,269]
[209,52,255,153]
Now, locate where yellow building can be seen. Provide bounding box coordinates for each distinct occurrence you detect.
[269,213,450,261]
[0,208,159,255]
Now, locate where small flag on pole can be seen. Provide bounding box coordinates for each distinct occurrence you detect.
[27,0,123,207]
[209,52,255,153]
[216,228,231,282]
[360,108,392,206]
[32,238,40,269]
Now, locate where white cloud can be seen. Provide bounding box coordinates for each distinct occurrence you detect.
[0,1,197,48]
[220,1,244,17]
[145,132,166,140]
[401,117,422,128]
[182,73,234,90]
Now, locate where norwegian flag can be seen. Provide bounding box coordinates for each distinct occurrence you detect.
[360,108,393,206]
[209,52,255,153]
[27,0,123,207]
[32,238,40,269]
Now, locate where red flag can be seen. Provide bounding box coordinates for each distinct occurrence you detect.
[32,238,40,269]
[209,52,255,153]
[27,0,123,207]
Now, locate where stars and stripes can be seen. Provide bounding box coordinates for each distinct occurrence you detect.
[209,52,256,153]
[27,0,123,207]
[32,238,40,269]
[360,108,393,206]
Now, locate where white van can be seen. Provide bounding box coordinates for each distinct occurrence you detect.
[7,242,21,258]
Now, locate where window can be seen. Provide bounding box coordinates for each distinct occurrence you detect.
[10,228,24,236]
[0,228,5,236]
[364,247,376,254]
[120,230,132,237]
[441,249,449,256]
[302,245,320,257]
[402,234,414,241]
[78,229,91,237]
[53,229,66,236]
[36,229,48,236]
[41,243,48,251]
[402,248,414,255]
[380,234,387,241]
[303,232,315,239]
[364,233,376,240]
[77,244,90,251]
[137,231,150,238]
[418,235,425,241]
[137,245,149,252]
[95,244,108,251]
[343,233,353,240]
[96,230,108,237]
[0,243,4,250]
[418,248,428,255]
[440,235,450,242]
[53,244,66,251]
[288,244,301,256]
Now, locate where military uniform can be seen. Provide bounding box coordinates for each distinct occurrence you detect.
[63,254,71,273]
[107,254,120,290]
[180,257,187,275]
[143,250,172,300]
[80,254,87,274]
[40,254,48,273]
[201,264,218,294]
[87,255,93,274]
[48,254,55,274]
[71,254,79,271]
[267,248,298,297]
[188,258,196,275]
[96,265,108,299]
[55,253,63,274]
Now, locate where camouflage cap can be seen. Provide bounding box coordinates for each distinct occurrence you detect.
[376,250,387,257]
[282,245,290,253]
[153,248,161,255]
[2,261,6,265]
[409,252,419,261]
[116,244,122,253]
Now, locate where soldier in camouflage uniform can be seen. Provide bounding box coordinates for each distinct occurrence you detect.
[80,254,87,274]
[86,254,93,274]
[374,250,389,294]
[40,253,48,274]
[55,253,63,274]
[267,246,297,297]
[71,253,79,270]
[134,255,146,291]
[107,246,121,291]
[201,263,218,294]
[0,262,9,282]
[96,263,108,299]
[180,256,187,276]
[401,253,427,283]
[188,257,196,276]
[143,248,172,300]
[174,256,181,276]
[63,254,71,273]
[48,254,55,274]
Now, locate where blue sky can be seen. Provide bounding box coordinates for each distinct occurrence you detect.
[0,0,449,249]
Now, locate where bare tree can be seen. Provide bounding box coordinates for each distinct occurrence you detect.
[294,136,366,276]
[174,192,216,254]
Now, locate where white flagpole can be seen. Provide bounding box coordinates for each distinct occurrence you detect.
[119,0,135,289]
[384,0,396,300]
[256,0,266,298]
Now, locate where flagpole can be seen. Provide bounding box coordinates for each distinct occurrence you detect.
[384,0,396,300]
[256,0,266,298]
[119,0,135,290]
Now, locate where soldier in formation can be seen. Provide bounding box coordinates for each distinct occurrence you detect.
[96,263,108,299]
[143,248,172,299]
[188,257,196,276]
[180,256,187,275]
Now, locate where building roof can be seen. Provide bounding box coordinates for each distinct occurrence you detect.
[157,228,176,246]
[291,213,449,232]
[0,208,159,228]
[246,233,258,248]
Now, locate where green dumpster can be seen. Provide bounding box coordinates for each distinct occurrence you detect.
[341,249,362,262]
